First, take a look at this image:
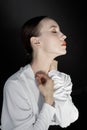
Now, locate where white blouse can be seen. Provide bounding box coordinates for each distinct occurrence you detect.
[1,64,79,130]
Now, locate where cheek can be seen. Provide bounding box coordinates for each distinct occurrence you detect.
[40,35,61,52]
[42,39,61,52]
[47,38,60,49]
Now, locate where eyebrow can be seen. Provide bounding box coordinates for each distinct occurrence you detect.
[49,25,58,29]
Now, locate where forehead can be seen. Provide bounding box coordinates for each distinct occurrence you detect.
[39,18,60,31]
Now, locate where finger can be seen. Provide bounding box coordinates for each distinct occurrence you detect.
[40,77,47,84]
[35,71,49,80]
[49,60,58,71]
[35,77,42,85]
[36,76,47,85]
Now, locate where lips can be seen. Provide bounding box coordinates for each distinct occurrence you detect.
[61,41,67,46]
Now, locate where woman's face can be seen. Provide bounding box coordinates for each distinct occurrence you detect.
[38,18,67,57]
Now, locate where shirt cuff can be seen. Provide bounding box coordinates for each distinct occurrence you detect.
[41,103,56,119]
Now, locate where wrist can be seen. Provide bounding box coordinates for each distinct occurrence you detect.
[45,97,54,106]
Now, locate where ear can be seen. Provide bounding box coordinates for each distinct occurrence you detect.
[30,37,40,46]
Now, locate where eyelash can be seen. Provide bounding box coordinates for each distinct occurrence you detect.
[52,30,57,33]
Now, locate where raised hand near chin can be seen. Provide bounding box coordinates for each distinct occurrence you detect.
[35,71,48,85]
[49,60,58,71]
[35,71,54,105]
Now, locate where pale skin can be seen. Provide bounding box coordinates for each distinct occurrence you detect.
[30,18,67,105]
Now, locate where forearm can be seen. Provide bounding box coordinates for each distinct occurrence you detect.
[33,103,56,130]
[54,95,79,128]
[11,103,56,130]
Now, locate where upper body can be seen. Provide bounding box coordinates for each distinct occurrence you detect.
[1,16,79,130]
[1,64,78,130]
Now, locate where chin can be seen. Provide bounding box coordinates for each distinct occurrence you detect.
[55,50,67,57]
[62,50,67,55]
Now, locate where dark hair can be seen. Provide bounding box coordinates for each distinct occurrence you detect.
[21,16,48,63]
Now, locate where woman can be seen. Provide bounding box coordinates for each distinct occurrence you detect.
[1,16,79,130]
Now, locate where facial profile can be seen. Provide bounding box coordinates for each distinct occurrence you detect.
[31,17,67,59]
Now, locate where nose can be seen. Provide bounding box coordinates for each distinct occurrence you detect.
[62,34,67,40]
[58,30,67,40]
[60,32,67,40]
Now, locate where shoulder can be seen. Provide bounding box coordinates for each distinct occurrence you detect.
[4,64,33,91]
[58,71,71,80]
[48,70,72,84]
[48,69,71,78]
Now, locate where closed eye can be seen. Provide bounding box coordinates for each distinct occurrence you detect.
[51,30,57,33]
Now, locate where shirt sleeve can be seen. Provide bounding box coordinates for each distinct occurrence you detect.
[48,70,79,128]
[1,80,56,130]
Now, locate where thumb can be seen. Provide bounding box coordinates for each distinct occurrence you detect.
[49,60,58,71]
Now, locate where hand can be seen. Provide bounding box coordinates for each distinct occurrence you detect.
[35,71,54,105]
[49,60,58,71]
[35,71,47,85]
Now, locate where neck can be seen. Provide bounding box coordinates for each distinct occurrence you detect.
[30,53,55,74]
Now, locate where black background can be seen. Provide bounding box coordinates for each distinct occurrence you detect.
[0,0,87,129]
